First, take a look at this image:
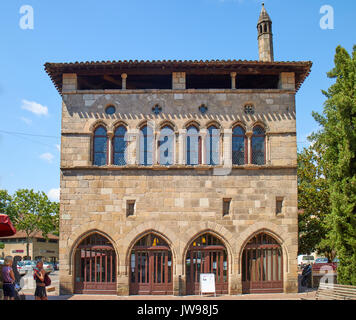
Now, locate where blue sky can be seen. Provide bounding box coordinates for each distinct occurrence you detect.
[0,0,355,201]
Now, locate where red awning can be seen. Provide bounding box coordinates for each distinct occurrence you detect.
[0,214,16,237]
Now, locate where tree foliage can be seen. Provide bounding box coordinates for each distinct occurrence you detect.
[312,45,356,285]
[0,189,59,258]
[297,142,332,258]
[0,190,13,216]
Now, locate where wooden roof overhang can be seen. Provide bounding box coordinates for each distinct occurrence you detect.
[45,59,312,94]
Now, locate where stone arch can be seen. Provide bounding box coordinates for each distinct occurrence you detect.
[158,120,178,133]
[181,225,236,276]
[68,227,119,276]
[136,119,157,129]
[87,120,108,134]
[251,119,269,133]
[183,120,201,130]
[236,222,290,274]
[111,120,129,133]
[123,223,179,276]
[231,120,247,131]
[204,120,222,130]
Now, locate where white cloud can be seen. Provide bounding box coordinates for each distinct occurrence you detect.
[48,188,60,202]
[40,152,54,163]
[20,117,32,125]
[21,99,48,116]
[55,144,60,152]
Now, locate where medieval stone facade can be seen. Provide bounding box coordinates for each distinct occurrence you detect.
[46,5,311,296]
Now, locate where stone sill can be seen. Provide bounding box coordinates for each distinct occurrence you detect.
[63,88,296,95]
[61,164,297,171]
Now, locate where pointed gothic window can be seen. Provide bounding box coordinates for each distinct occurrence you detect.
[186,125,201,165]
[139,125,153,166]
[113,125,127,166]
[232,125,247,165]
[158,125,174,165]
[251,125,266,165]
[93,126,108,166]
[206,125,220,165]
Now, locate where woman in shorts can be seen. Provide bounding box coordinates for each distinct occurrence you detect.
[33,260,48,300]
[2,256,16,300]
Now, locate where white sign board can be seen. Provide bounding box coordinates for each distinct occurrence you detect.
[200,273,216,295]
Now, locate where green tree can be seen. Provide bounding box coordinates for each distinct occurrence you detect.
[298,142,332,258]
[312,45,356,284]
[0,189,13,216]
[8,189,59,259]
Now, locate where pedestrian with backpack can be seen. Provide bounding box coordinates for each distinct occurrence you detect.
[33,260,50,300]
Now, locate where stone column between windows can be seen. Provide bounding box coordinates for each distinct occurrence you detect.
[178,129,186,165]
[172,72,186,90]
[134,129,141,165]
[223,129,232,167]
[266,133,271,165]
[127,128,138,165]
[107,131,114,165]
[246,131,253,164]
[219,130,223,165]
[154,131,159,165]
[121,73,127,90]
[230,72,237,89]
[62,73,77,92]
[200,128,207,165]
[173,131,178,165]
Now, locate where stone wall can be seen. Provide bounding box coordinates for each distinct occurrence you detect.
[59,88,299,295]
[59,167,298,295]
[60,90,297,168]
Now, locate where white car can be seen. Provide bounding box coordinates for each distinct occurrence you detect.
[42,262,54,274]
[298,255,315,267]
[17,262,28,275]
[0,259,4,265]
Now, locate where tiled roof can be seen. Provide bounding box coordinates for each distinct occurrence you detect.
[0,230,59,240]
[45,59,312,94]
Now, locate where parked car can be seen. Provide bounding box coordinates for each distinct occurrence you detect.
[46,261,58,271]
[42,261,54,274]
[298,255,315,267]
[23,260,36,271]
[47,261,57,271]
[0,259,4,265]
[315,257,329,264]
[16,262,27,275]
[332,257,339,263]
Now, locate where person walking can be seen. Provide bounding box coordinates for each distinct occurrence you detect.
[33,261,48,300]
[2,256,16,300]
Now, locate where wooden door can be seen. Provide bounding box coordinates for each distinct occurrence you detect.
[130,248,173,295]
[186,247,228,295]
[74,246,116,294]
[241,233,283,293]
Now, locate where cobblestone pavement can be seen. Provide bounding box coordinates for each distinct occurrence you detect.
[22,291,316,300]
[21,271,316,300]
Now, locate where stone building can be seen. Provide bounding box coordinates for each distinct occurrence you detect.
[45,5,311,295]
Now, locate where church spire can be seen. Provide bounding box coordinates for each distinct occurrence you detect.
[257,3,274,62]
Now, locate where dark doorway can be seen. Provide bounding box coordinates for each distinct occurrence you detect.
[74,233,117,294]
[129,234,173,295]
[185,233,228,295]
[241,233,283,293]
